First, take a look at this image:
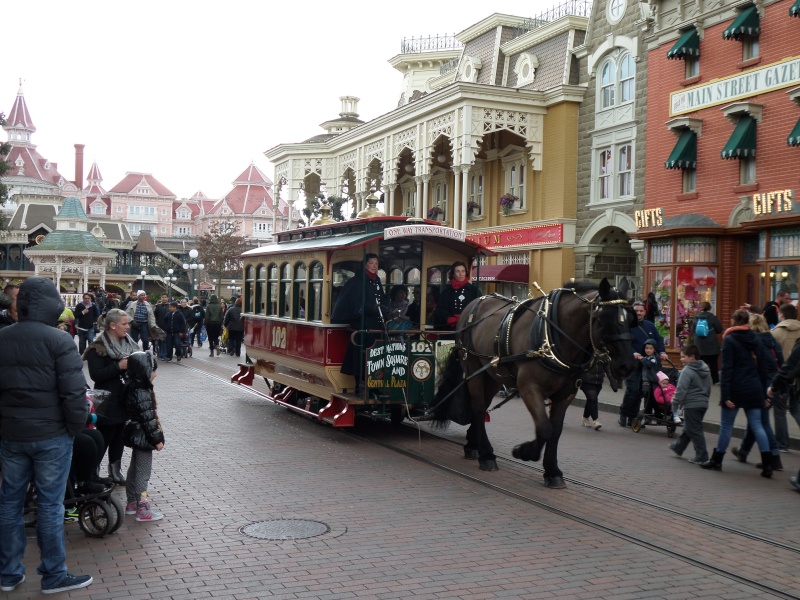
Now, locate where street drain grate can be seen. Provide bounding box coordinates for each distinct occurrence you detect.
[239,519,330,540]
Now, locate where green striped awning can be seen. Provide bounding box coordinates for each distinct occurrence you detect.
[721,116,757,159]
[723,5,760,40]
[791,0,800,17]
[667,28,700,59]
[789,118,800,146]
[665,129,697,169]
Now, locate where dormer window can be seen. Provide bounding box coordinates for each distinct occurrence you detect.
[514,53,539,87]
[178,209,190,219]
[459,56,482,83]
[44,161,50,170]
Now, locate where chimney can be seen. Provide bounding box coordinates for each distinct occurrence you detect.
[74,144,85,188]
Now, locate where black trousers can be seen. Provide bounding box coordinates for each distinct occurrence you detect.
[700,354,720,384]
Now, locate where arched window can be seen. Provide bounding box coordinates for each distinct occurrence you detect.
[244,266,255,313]
[308,262,324,322]
[256,266,266,315]
[293,263,307,319]
[619,54,635,103]
[267,264,278,316]
[600,60,616,108]
[279,263,291,318]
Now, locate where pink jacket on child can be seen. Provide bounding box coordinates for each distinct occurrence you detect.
[653,383,676,406]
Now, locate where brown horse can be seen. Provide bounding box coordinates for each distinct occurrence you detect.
[433,278,636,488]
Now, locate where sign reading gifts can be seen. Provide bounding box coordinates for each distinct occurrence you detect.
[752,189,795,215]
[635,208,664,229]
[671,56,800,115]
[466,223,562,249]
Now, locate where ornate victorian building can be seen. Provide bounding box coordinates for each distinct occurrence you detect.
[266,2,592,294]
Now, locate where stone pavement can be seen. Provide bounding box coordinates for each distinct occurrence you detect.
[5,347,799,599]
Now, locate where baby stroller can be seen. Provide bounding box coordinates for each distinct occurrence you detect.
[631,359,680,437]
[180,332,193,358]
[23,390,126,538]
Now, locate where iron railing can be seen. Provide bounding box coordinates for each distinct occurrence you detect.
[439,57,459,75]
[510,0,592,38]
[400,34,462,54]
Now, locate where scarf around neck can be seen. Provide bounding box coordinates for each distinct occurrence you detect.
[723,324,749,338]
[102,330,139,360]
[451,278,469,291]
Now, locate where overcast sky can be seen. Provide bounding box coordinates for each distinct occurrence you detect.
[3,0,558,200]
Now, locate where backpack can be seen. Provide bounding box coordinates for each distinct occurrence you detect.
[695,317,710,338]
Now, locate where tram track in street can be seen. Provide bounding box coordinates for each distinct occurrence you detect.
[185,359,800,599]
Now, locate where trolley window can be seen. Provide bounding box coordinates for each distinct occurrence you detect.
[294,263,307,320]
[267,264,278,316]
[279,263,291,318]
[256,265,266,314]
[331,261,359,315]
[244,266,255,313]
[308,261,324,322]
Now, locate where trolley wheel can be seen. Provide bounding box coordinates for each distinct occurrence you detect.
[631,418,642,433]
[106,495,125,534]
[78,499,117,538]
[389,404,404,426]
[667,425,676,438]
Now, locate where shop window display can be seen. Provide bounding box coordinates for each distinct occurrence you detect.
[651,270,671,348]
[652,266,717,349]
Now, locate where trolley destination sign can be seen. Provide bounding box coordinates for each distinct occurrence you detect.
[384,224,466,242]
[670,55,800,116]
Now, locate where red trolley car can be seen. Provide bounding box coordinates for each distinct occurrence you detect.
[234,212,493,427]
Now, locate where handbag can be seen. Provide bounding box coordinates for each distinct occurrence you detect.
[199,325,207,342]
[221,327,229,345]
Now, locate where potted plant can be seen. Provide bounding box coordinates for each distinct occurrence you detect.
[427,206,444,220]
[499,193,518,215]
[467,201,480,219]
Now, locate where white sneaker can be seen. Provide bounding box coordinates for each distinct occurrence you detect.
[593,419,602,430]
[582,417,592,427]
[672,414,682,424]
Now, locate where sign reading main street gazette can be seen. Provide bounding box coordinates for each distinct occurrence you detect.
[670,56,800,116]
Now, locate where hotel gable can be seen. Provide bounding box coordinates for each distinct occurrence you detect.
[635,0,800,355]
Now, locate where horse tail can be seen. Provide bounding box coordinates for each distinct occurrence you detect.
[432,347,469,428]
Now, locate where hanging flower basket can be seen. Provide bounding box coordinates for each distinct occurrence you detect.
[427,206,444,220]
[499,193,518,215]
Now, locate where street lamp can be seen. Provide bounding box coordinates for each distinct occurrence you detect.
[140,270,147,293]
[167,268,179,301]
[182,250,204,298]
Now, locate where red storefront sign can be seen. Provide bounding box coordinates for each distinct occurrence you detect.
[466,224,563,249]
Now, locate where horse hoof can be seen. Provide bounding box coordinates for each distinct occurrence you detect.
[512,445,522,459]
[543,476,567,489]
[479,459,499,471]
[512,442,541,462]
[464,448,480,460]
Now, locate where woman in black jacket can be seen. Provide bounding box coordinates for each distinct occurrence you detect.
[433,261,479,332]
[223,297,245,357]
[84,308,139,484]
[701,309,777,476]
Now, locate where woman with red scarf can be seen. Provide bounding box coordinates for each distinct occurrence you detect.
[433,261,479,332]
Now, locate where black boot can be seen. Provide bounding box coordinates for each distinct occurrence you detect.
[108,460,126,485]
[759,451,773,478]
[700,449,724,470]
[756,454,784,471]
[731,446,748,463]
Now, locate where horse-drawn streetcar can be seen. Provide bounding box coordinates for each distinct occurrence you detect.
[236,210,494,427]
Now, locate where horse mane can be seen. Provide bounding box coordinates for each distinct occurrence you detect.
[562,280,598,293]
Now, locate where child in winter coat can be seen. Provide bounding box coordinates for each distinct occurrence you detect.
[654,371,681,424]
[122,351,165,522]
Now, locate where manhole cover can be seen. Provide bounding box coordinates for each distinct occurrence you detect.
[239,519,330,540]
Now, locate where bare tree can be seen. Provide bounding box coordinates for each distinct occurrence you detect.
[0,113,11,231]
[196,221,248,281]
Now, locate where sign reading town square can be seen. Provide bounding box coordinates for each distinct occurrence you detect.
[670,56,800,116]
[384,224,466,242]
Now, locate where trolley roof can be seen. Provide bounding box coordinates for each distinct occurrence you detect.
[241,217,495,258]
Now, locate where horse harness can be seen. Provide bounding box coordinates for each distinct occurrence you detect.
[461,285,630,385]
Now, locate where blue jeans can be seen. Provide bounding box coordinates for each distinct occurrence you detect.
[76,326,96,355]
[130,322,150,351]
[165,333,182,359]
[0,433,73,588]
[739,407,780,456]
[716,406,769,454]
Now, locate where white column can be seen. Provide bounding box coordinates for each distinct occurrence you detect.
[383,184,393,216]
[414,177,423,219]
[421,174,431,220]
[452,167,462,230]
[460,167,470,231]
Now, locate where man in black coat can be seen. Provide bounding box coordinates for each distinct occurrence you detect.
[0,277,93,594]
[163,301,188,362]
[153,294,171,360]
[618,300,668,427]
[74,293,100,354]
[331,254,387,393]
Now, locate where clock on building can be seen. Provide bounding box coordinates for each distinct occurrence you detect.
[607,0,626,23]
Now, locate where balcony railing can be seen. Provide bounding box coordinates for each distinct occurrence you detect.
[439,58,459,76]
[400,34,462,54]
[509,0,592,38]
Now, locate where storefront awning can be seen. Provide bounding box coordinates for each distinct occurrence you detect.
[721,115,757,159]
[665,129,697,169]
[722,5,760,39]
[791,0,800,17]
[666,28,700,59]
[471,264,529,283]
[788,117,800,146]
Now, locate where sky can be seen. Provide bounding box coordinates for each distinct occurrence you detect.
[2,0,558,200]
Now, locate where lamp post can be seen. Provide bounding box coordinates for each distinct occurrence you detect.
[182,249,204,298]
[140,270,147,293]
[167,268,177,301]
